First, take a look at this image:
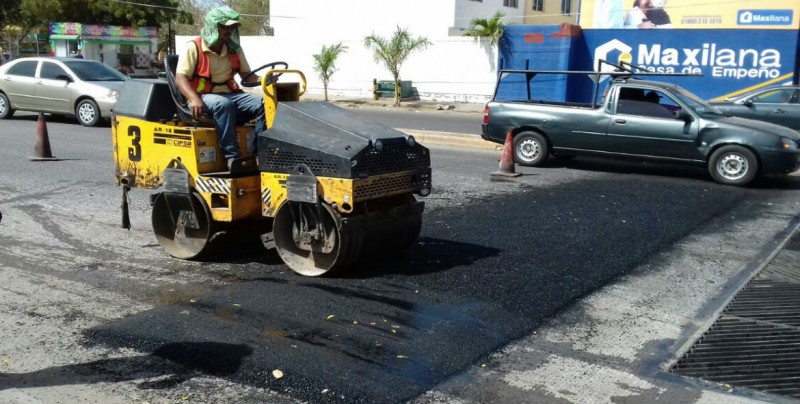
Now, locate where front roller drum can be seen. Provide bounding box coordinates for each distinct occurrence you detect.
[152,192,214,259]
[272,197,424,276]
[272,201,358,276]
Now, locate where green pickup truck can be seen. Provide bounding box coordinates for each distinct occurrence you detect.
[481,70,800,186]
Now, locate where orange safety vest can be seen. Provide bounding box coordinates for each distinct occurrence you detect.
[190,37,241,94]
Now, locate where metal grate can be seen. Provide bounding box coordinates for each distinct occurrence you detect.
[261,146,339,176]
[354,174,416,200]
[355,139,429,177]
[672,247,800,398]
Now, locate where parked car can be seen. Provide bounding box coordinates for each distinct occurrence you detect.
[0,57,128,126]
[483,70,800,186]
[710,85,800,131]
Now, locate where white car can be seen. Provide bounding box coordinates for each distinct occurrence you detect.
[0,57,128,126]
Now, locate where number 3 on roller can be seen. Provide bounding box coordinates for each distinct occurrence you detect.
[128,126,142,162]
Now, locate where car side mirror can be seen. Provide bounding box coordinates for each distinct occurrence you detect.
[743,99,754,107]
[675,110,693,122]
[55,74,72,82]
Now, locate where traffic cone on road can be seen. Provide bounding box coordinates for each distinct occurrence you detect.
[491,130,521,178]
[30,113,58,161]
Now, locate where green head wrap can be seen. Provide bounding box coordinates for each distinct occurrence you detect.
[201,6,241,52]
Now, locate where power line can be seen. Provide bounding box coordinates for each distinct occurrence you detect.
[106,0,180,10]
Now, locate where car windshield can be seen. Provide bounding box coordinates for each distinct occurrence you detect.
[62,61,128,81]
[672,86,725,116]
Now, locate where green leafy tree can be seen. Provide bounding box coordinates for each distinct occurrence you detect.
[312,42,347,101]
[364,26,430,106]
[20,0,191,28]
[12,0,191,54]
[231,0,271,36]
[463,11,505,46]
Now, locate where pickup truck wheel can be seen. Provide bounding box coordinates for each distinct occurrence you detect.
[514,132,549,167]
[708,146,758,186]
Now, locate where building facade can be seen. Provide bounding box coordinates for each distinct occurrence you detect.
[49,22,159,78]
[524,0,578,25]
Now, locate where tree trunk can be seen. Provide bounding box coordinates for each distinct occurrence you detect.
[393,77,401,107]
[324,82,329,101]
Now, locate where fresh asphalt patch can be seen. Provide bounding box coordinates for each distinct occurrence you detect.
[84,176,757,403]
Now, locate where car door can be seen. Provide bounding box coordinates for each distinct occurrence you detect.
[732,88,796,128]
[782,89,800,130]
[2,60,40,109]
[36,61,73,113]
[606,87,698,160]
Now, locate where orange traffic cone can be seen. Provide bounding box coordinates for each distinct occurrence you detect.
[491,130,521,178]
[30,113,58,161]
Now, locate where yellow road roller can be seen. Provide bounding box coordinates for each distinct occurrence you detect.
[112,58,431,276]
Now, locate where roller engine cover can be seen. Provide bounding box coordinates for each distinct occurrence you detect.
[257,102,431,185]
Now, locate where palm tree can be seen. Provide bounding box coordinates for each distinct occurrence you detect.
[364,26,431,106]
[312,42,348,101]
[463,11,505,46]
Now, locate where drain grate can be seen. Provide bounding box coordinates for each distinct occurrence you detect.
[671,247,800,398]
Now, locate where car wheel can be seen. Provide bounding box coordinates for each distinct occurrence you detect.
[76,99,101,127]
[0,92,14,119]
[513,131,549,167]
[708,145,759,186]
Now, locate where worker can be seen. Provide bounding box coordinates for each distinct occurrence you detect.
[175,6,265,170]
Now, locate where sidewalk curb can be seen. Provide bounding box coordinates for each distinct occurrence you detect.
[401,129,502,151]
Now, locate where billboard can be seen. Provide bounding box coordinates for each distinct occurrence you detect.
[584,29,798,100]
[579,0,799,29]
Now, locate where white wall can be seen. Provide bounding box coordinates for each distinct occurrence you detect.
[271,0,457,39]
[178,35,497,103]
[176,0,512,103]
[177,33,498,103]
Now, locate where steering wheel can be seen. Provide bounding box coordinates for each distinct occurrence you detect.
[241,61,288,88]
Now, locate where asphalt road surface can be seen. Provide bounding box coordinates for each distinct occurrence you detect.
[0,112,798,403]
[347,107,482,135]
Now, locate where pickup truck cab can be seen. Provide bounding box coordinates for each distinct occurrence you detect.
[482,75,800,186]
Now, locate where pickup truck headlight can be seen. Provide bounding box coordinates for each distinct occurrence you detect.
[781,138,798,150]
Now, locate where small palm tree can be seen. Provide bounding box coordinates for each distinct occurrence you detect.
[312,42,348,101]
[463,11,505,46]
[364,26,431,106]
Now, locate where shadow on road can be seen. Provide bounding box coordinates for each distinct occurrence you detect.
[545,156,800,189]
[0,342,251,391]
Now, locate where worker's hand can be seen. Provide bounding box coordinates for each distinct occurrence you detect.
[189,98,204,119]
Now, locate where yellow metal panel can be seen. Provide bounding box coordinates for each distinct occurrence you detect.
[196,175,261,222]
[259,171,415,216]
[260,172,289,218]
[113,116,257,190]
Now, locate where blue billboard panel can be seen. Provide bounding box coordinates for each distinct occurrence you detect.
[582,29,798,100]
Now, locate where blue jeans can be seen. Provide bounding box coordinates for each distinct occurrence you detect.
[199,92,265,160]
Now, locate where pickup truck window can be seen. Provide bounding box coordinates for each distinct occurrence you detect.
[616,87,679,119]
[672,86,725,116]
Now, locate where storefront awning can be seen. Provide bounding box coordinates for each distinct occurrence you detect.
[83,39,153,45]
[49,34,79,40]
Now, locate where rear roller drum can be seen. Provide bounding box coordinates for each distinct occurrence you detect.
[152,192,214,259]
[272,202,359,276]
